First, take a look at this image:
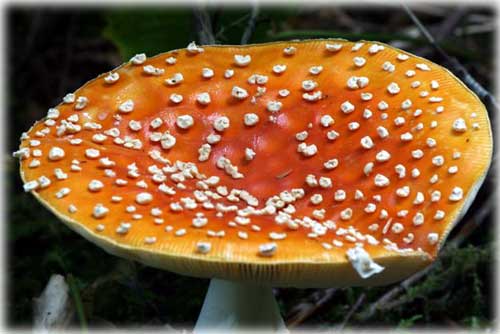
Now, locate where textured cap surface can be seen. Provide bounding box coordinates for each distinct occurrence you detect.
[16,39,492,287]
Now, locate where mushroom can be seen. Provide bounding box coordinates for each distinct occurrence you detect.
[14,39,492,330]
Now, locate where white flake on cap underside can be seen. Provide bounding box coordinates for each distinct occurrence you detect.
[346,246,385,279]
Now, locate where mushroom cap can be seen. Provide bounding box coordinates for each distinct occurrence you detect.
[17,39,492,287]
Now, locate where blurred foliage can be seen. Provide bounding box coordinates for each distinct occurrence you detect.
[211,7,298,44]
[7,4,495,331]
[104,9,194,60]
[398,315,423,328]
[103,7,299,60]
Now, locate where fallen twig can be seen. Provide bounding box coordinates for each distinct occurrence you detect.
[193,8,215,45]
[357,262,437,321]
[286,288,338,327]
[337,293,366,330]
[412,7,467,57]
[402,4,498,113]
[447,193,495,248]
[214,13,251,41]
[434,7,467,42]
[455,22,496,36]
[241,5,259,45]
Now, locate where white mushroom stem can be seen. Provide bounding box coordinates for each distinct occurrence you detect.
[33,274,73,331]
[194,279,287,332]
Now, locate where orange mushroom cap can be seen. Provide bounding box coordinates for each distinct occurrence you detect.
[16,39,492,287]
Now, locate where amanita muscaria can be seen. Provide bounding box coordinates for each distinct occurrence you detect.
[15,39,492,330]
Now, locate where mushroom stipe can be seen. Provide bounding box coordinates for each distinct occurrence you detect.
[16,39,492,288]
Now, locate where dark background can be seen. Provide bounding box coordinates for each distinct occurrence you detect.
[7,4,496,330]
